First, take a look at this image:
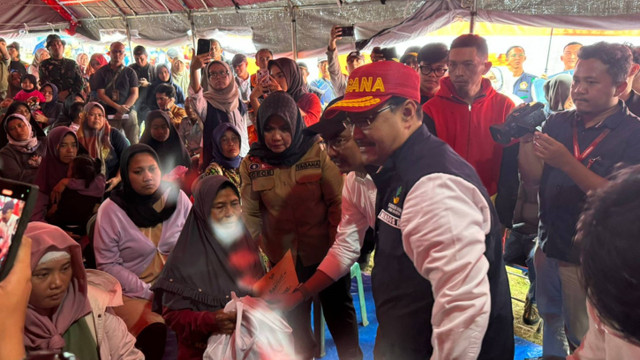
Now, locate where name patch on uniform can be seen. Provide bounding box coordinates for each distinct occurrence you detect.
[295,160,321,171]
[378,209,400,229]
[249,169,274,179]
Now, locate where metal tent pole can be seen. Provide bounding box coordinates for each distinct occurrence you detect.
[125,19,133,59]
[469,0,477,34]
[543,28,555,75]
[289,3,298,60]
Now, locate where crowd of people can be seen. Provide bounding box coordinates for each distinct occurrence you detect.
[1,26,640,360]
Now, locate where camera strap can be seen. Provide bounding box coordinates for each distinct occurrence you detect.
[572,118,610,163]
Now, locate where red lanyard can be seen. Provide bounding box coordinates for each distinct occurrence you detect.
[572,118,610,163]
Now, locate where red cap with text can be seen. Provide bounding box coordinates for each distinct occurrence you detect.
[324,60,420,118]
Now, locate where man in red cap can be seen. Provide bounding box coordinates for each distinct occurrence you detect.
[323,60,514,359]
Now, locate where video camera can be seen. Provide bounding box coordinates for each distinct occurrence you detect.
[490,102,546,144]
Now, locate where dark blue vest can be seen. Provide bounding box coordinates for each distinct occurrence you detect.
[370,126,514,359]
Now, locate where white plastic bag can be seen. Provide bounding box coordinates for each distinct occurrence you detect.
[203,292,296,360]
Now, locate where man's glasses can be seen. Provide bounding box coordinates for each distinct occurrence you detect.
[321,122,355,151]
[419,65,448,76]
[209,70,229,79]
[347,104,395,129]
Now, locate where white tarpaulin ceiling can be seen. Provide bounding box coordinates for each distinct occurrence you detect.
[1,0,639,56]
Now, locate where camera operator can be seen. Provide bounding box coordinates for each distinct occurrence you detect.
[519,42,640,358]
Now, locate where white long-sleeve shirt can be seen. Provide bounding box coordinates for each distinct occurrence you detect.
[401,173,491,360]
[317,172,376,280]
[318,170,493,360]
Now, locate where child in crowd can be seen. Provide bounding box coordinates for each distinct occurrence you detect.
[13,74,46,110]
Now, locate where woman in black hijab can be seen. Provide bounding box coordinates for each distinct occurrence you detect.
[140,110,191,174]
[240,91,362,359]
[93,144,192,360]
[152,175,264,359]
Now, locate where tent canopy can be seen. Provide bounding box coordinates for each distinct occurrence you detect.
[1,0,639,56]
[1,0,424,56]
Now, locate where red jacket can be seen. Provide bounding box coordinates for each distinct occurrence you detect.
[422,77,515,195]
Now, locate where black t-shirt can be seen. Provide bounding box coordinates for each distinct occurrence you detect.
[92,65,138,115]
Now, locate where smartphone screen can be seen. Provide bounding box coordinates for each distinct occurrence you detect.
[197,39,211,56]
[0,179,38,281]
[257,69,270,86]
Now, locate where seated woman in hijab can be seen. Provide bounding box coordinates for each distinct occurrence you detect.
[93,144,191,360]
[34,83,63,127]
[249,58,322,127]
[147,64,185,111]
[28,48,49,82]
[140,110,191,175]
[0,113,46,183]
[152,175,264,360]
[201,122,243,188]
[240,91,362,359]
[31,127,79,221]
[0,100,46,148]
[23,221,143,359]
[188,51,249,170]
[77,102,130,192]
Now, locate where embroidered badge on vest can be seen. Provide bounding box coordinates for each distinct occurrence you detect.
[519,81,529,90]
[295,160,321,171]
[249,169,274,179]
[393,186,402,204]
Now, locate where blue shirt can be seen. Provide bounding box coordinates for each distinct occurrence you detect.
[309,77,336,107]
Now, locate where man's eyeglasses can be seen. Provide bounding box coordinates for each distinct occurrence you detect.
[209,70,229,79]
[321,122,355,151]
[347,104,395,129]
[419,65,448,77]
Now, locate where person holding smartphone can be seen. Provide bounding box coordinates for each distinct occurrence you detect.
[326,25,365,97]
[188,49,249,171]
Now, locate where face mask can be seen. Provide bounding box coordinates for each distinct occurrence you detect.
[210,217,245,248]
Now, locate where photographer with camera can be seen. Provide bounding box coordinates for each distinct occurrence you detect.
[518,42,640,358]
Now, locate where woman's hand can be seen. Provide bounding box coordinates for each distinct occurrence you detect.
[51,178,70,204]
[106,175,121,192]
[190,49,211,72]
[215,311,237,334]
[266,75,283,92]
[0,98,13,108]
[33,112,49,124]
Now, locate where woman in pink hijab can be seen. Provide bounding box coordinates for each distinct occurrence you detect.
[23,222,143,359]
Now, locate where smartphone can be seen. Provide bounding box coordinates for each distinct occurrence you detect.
[257,69,270,86]
[0,178,38,281]
[196,38,211,56]
[340,26,355,37]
